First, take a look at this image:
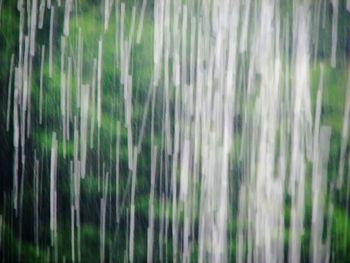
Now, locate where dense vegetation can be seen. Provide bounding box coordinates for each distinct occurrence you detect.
[0,0,350,262]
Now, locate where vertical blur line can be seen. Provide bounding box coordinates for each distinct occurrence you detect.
[49,6,54,78]
[136,0,147,44]
[38,0,45,29]
[39,45,45,124]
[6,54,15,131]
[338,45,350,190]
[331,0,338,68]
[29,0,37,56]
[0,0,3,26]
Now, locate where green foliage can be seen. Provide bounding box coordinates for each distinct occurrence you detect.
[1,1,350,262]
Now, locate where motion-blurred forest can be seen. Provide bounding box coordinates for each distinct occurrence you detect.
[1,0,350,262]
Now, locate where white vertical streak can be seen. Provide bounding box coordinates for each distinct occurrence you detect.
[18,4,24,70]
[17,0,23,11]
[30,0,37,56]
[38,0,45,29]
[49,6,54,78]
[39,45,45,124]
[67,57,72,140]
[21,36,29,147]
[76,28,82,109]
[104,0,110,31]
[97,39,103,128]
[100,170,108,263]
[239,0,251,53]
[147,146,157,263]
[27,52,33,138]
[61,37,66,157]
[338,67,350,189]
[71,204,75,263]
[180,140,190,201]
[80,84,90,178]
[126,74,133,170]
[90,58,97,148]
[311,64,326,263]
[331,0,338,68]
[128,5,137,46]
[289,3,311,262]
[73,116,81,262]
[13,68,20,213]
[115,120,120,221]
[69,161,75,263]
[63,0,72,36]
[119,3,125,84]
[129,147,138,263]
[33,151,40,256]
[50,132,58,259]
[6,54,14,131]
[137,82,153,152]
[136,0,147,44]
[114,1,119,69]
